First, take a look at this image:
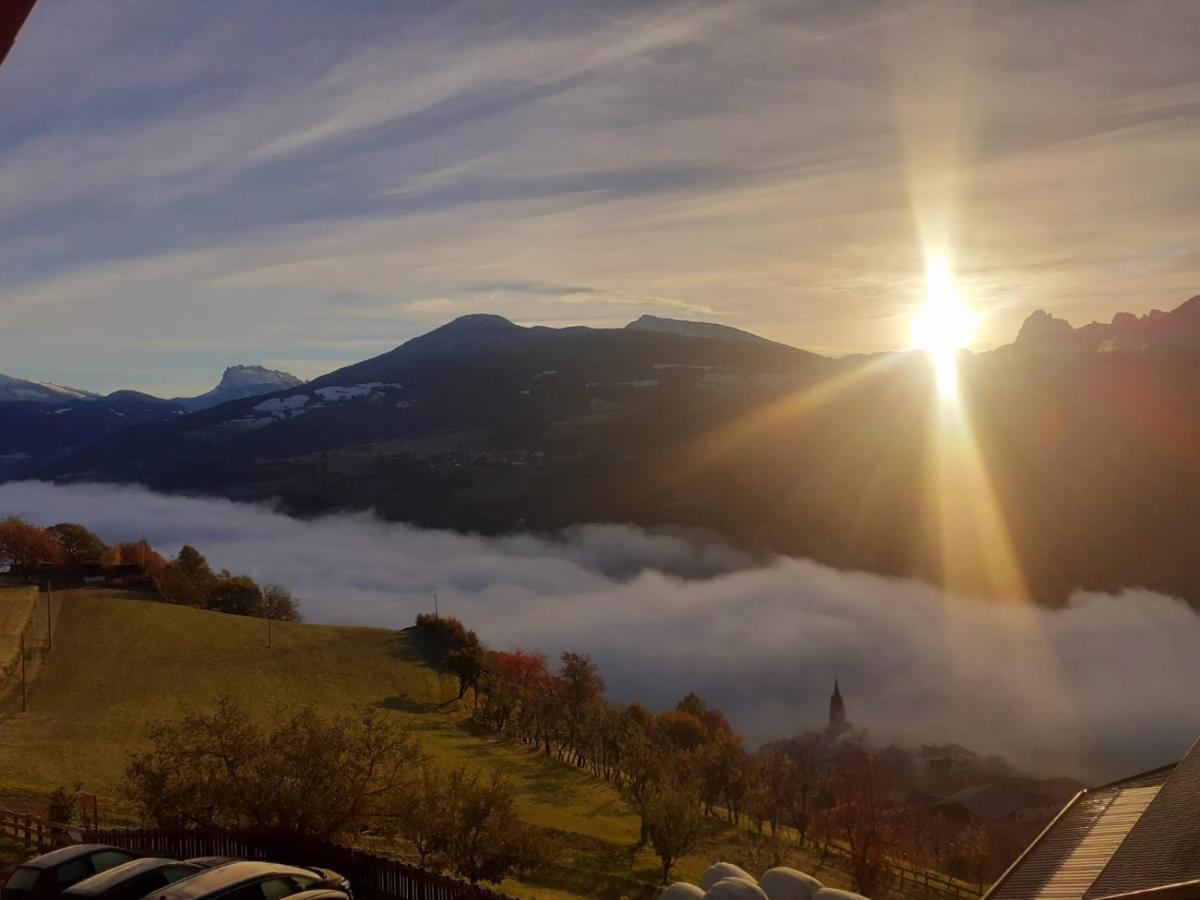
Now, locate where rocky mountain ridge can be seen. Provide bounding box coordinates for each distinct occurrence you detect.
[1012,295,1200,352]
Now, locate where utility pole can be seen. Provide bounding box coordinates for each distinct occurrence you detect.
[433,592,439,621]
[46,578,52,653]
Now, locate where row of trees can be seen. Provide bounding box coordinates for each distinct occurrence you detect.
[157,543,300,621]
[0,518,112,570]
[416,615,994,892]
[127,697,542,886]
[0,517,299,622]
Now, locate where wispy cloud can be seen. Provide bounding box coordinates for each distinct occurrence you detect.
[1,0,1198,391]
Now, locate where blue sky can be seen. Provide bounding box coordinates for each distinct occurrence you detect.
[2,0,1198,393]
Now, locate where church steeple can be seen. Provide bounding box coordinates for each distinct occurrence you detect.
[828,677,847,735]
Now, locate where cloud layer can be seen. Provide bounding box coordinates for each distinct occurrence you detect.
[2,1,1199,391]
[3,479,1199,781]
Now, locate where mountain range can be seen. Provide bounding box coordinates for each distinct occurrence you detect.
[0,364,303,409]
[1012,296,1200,353]
[0,365,303,469]
[5,298,1200,606]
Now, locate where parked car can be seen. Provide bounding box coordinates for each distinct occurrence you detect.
[178,863,236,873]
[287,892,348,900]
[143,862,348,900]
[2,846,140,900]
[292,875,348,899]
[63,858,205,900]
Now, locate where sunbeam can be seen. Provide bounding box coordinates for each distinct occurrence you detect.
[910,256,979,394]
[673,354,896,484]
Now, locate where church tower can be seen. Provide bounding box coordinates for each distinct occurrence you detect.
[828,677,847,736]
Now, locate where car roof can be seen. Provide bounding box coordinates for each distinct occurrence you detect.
[146,862,321,900]
[64,859,189,896]
[22,845,121,870]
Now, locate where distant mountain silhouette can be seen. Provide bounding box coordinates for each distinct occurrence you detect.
[0,391,186,466]
[10,302,1200,607]
[0,372,98,403]
[175,364,305,410]
[0,363,302,470]
[624,314,775,345]
[1012,295,1200,352]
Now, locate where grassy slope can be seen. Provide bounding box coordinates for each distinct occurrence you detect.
[0,590,850,899]
[0,586,38,691]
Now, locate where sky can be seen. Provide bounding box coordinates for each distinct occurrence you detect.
[5,479,1200,781]
[1,0,1198,394]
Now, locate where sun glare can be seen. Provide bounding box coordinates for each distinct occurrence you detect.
[910,258,979,393]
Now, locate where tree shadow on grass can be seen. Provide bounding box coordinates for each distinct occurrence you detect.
[440,718,639,816]
[384,628,444,665]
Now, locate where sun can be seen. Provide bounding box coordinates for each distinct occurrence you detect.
[910,258,979,393]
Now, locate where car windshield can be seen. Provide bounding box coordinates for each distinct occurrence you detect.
[4,868,40,893]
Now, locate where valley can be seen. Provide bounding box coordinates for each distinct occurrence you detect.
[6,304,1200,606]
[0,586,855,900]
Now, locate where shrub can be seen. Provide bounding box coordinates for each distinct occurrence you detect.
[126,696,421,840]
[391,763,544,885]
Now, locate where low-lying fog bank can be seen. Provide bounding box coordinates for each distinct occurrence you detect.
[2,479,1197,782]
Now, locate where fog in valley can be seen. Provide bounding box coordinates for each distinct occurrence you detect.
[3,479,1196,783]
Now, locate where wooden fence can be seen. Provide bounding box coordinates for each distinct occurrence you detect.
[796,833,981,900]
[0,807,74,854]
[3,806,978,900]
[86,828,511,900]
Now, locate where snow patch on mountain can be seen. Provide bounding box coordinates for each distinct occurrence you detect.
[253,394,312,415]
[239,382,405,427]
[0,373,99,403]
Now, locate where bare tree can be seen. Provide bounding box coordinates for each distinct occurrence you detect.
[646,769,708,884]
[821,749,895,897]
[126,697,420,840]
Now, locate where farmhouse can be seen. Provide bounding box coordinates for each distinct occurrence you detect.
[984,736,1200,900]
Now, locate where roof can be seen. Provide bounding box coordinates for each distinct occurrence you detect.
[938,777,1090,823]
[1087,737,1200,900]
[64,859,183,896]
[147,861,320,900]
[985,765,1175,900]
[20,845,115,870]
[940,783,1023,822]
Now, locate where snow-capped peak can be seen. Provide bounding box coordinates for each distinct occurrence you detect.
[175,365,306,411]
[0,372,99,403]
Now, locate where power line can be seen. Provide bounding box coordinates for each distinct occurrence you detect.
[295,593,435,606]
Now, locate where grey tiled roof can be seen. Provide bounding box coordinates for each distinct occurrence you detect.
[986,766,1175,900]
[1087,738,1200,900]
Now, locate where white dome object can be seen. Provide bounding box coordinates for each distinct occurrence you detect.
[699,864,756,891]
[661,884,705,900]
[814,889,870,900]
[759,868,824,900]
[704,877,769,900]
